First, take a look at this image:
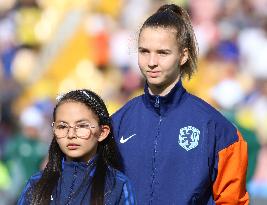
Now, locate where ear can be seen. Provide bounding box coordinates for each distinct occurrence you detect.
[179,48,189,66]
[97,125,110,142]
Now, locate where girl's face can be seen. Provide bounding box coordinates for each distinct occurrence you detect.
[138,27,188,95]
[54,101,109,162]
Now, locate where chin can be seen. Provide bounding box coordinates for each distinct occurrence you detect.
[65,152,83,160]
[67,155,84,161]
[147,80,164,87]
[147,78,162,85]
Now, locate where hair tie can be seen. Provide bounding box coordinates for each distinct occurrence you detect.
[56,93,64,102]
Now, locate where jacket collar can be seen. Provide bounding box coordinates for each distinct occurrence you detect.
[143,79,186,115]
[62,154,97,175]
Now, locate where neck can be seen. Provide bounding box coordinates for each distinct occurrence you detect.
[148,78,180,96]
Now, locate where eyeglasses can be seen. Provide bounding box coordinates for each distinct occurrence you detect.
[52,122,96,139]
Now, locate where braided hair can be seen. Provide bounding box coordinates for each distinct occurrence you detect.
[29,89,122,205]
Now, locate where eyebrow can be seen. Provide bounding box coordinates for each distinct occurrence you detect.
[55,119,91,124]
[138,47,172,53]
[157,49,171,53]
[138,47,149,51]
[76,119,91,123]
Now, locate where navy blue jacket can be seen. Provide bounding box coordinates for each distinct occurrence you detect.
[18,157,136,205]
[112,80,249,204]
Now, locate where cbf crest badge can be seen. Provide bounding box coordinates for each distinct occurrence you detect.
[178,126,200,151]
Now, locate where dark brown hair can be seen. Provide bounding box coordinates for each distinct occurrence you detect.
[29,89,121,205]
[139,4,199,79]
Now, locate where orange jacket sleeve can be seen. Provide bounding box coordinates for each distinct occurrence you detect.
[213,130,249,204]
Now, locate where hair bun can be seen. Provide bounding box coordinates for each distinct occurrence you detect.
[157,4,184,16]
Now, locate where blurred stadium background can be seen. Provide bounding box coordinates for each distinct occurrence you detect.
[0,0,267,204]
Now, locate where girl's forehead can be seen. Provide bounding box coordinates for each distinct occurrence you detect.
[56,101,93,116]
[138,27,179,49]
[139,27,177,42]
[57,100,85,108]
[140,26,177,36]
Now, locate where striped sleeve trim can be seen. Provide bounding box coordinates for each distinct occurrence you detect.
[116,172,136,204]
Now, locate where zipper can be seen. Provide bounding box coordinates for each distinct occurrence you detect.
[149,115,162,204]
[56,162,96,205]
[65,165,78,205]
[154,96,160,108]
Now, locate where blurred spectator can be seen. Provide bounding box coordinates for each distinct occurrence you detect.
[238,19,267,79]
[0,6,17,78]
[2,106,48,204]
[247,79,267,202]
[0,77,21,156]
[211,78,261,184]
[236,16,267,202]
[0,160,11,205]
[15,0,41,47]
[11,47,39,84]
[85,13,111,70]
[0,160,10,189]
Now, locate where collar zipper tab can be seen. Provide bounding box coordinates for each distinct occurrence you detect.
[154,96,160,108]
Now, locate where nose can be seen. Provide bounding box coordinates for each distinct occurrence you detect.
[148,53,158,69]
[67,126,77,139]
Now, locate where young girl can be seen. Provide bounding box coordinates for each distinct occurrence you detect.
[18,89,135,205]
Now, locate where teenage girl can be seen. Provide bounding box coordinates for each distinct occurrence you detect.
[112,3,249,204]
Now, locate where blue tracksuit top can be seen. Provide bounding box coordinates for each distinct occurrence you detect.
[17,157,136,205]
[112,80,249,205]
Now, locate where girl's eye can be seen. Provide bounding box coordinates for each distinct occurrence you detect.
[57,124,68,129]
[76,123,90,129]
[138,49,149,54]
[158,51,169,56]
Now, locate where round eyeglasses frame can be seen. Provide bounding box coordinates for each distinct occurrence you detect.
[52,122,96,139]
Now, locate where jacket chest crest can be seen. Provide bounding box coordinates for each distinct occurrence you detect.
[178,126,200,151]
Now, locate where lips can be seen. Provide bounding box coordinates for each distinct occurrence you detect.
[67,143,80,150]
[147,71,160,78]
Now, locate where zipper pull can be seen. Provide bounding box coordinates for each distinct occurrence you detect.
[154,96,160,108]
